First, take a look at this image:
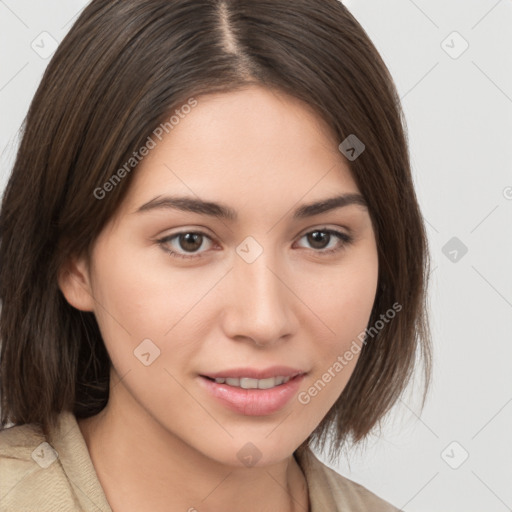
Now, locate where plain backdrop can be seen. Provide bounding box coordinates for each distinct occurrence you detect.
[1,1,511,511]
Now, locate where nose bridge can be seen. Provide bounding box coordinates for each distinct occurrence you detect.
[222,243,294,344]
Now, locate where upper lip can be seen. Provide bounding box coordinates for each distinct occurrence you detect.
[201,366,307,380]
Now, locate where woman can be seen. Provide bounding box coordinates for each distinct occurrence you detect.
[0,1,431,511]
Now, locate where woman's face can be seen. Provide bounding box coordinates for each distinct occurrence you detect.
[64,85,378,466]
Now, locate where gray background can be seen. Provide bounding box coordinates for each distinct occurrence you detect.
[1,1,511,511]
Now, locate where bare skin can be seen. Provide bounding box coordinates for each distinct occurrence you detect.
[60,85,379,512]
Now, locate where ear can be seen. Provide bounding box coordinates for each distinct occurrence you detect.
[58,253,95,312]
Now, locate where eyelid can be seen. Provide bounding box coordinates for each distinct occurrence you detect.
[293,227,352,251]
[157,229,216,259]
[296,223,351,238]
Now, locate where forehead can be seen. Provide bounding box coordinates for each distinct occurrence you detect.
[119,85,360,218]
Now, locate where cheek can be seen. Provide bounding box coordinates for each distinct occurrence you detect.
[88,240,222,369]
[86,242,172,367]
[331,263,378,337]
[303,245,378,398]
[90,240,186,333]
[312,244,379,340]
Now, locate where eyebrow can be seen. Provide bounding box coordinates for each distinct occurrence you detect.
[133,193,367,220]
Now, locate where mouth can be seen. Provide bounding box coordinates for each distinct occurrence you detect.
[198,373,307,416]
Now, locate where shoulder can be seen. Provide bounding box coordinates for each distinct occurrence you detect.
[0,416,82,511]
[296,447,403,512]
[0,420,48,488]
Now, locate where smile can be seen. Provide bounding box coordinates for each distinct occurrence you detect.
[205,376,292,389]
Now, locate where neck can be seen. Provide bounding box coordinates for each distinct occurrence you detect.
[78,385,310,512]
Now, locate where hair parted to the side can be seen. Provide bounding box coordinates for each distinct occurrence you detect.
[0,0,431,459]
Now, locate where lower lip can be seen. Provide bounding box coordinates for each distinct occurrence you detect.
[198,374,306,416]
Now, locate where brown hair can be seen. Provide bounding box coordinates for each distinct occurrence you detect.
[0,0,431,458]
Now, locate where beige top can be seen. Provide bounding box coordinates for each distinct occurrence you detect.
[0,411,402,511]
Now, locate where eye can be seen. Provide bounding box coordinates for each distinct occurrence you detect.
[295,228,353,256]
[157,231,214,259]
[157,227,353,260]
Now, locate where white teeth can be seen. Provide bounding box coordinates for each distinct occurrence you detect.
[213,376,292,389]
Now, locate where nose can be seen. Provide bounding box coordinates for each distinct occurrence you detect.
[220,247,297,347]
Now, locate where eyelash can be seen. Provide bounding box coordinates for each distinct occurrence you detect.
[157,228,353,260]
